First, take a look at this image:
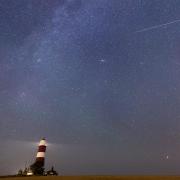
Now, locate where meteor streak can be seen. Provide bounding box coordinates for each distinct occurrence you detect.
[135,19,180,33]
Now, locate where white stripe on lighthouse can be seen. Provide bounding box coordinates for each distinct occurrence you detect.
[39,139,46,146]
[36,152,45,158]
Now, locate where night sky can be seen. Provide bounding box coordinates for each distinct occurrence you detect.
[1,0,180,176]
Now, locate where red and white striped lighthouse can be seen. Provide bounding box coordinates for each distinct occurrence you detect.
[30,138,47,175]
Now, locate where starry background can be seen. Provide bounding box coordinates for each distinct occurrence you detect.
[1,0,180,176]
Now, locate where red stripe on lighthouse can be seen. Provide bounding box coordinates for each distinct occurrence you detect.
[38,145,46,152]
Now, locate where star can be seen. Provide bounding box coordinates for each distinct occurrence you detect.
[36,58,42,63]
[99,59,106,63]
[20,92,26,98]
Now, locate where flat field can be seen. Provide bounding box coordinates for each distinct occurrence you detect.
[1,176,180,180]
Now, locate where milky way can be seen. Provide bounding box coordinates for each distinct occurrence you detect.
[1,0,180,175]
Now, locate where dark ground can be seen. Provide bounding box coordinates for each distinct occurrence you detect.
[1,176,180,180]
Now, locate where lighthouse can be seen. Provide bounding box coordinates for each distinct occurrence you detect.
[30,138,47,175]
[17,138,58,176]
